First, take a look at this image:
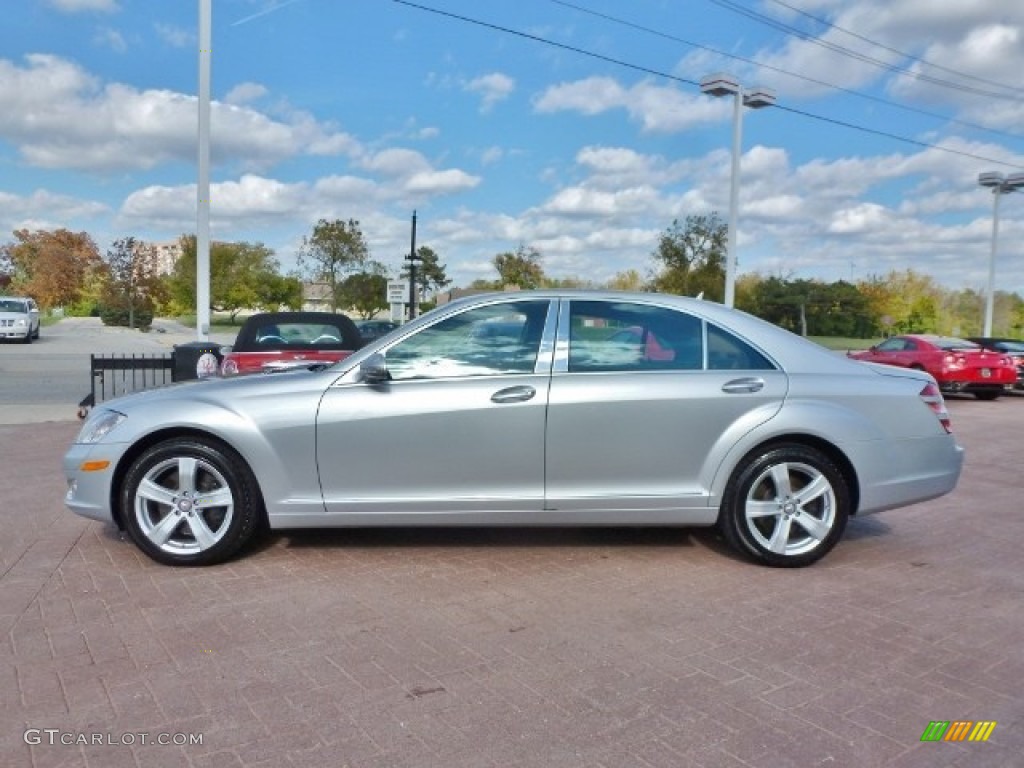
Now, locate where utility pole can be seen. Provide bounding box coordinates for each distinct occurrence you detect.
[406,211,420,320]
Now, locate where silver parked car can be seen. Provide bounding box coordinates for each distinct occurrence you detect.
[0,296,41,343]
[64,291,963,568]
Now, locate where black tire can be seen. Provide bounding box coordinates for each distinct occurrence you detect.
[973,390,1001,401]
[718,443,850,567]
[120,437,263,566]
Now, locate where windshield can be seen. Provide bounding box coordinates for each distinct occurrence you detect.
[0,299,28,313]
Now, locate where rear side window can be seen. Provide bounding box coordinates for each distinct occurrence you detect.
[567,301,702,372]
[707,323,775,370]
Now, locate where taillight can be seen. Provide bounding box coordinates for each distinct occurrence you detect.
[920,382,951,433]
[221,358,238,376]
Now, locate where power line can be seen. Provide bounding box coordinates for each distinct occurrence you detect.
[389,0,1024,170]
[762,0,1024,99]
[707,0,1024,102]
[550,0,1023,141]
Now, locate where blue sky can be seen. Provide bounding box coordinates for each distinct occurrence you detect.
[2,0,1024,296]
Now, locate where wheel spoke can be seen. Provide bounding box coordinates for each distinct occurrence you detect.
[793,473,831,506]
[177,457,199,494]
[195,486,232,509]
[746,500,780,519]
[769,463,793,498]
[148,512,183,547]
[187,513,220,550]
[766,515,793,554]
[137,477,176,507]
[794,513,831,542]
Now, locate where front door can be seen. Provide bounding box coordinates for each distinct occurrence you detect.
[316,299,555,517]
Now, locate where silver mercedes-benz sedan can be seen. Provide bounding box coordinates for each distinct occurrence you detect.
[64,291,963,568]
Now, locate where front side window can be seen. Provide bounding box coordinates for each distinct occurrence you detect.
[385,300,549,380]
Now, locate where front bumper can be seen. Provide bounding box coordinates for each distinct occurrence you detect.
[63,442,125,524]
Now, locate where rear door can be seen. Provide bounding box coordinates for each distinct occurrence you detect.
[544,299,788,513]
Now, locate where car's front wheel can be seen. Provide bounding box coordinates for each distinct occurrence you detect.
[719,443,850,567]
[121,437,263,566]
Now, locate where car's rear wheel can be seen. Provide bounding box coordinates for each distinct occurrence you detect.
[973,390,1001,401]
[121,437,262,566]
[719,443,850,567]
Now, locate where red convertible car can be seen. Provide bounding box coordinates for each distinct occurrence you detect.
[849,334,1015,400]
[220,311,362,376]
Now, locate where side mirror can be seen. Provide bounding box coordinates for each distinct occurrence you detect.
[359,352,390,384]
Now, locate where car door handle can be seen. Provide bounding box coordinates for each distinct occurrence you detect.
[491,385,536,403]
[722,377,764,394]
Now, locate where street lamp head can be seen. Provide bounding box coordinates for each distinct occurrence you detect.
[700,73,740,97]
[979,171,1006,188]
[1005,172,1024,191]
[743,87,776,109]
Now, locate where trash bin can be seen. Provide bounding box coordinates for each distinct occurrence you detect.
[173,341,224,381]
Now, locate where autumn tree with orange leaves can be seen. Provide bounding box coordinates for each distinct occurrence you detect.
[1,229,103,310]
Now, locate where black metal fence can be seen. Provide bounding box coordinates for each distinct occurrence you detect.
[78,353,175,416]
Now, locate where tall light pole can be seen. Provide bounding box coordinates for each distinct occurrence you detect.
[978,171,1024,336]
[700,74,775,308]
[197,0,211,340]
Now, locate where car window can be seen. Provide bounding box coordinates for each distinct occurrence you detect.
[877,338,906,351]
[385,300,549,380]
[707,323,775,370]
[567,301,703,372]
[0,299,28,313]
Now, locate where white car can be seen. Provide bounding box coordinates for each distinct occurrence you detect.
[0,296,40,343]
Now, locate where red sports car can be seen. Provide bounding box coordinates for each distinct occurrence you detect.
[220,311,362,376]
[849,334,1015,400]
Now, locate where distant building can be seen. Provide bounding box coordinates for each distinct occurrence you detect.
[135,239,183,276]
[302,282,333,312]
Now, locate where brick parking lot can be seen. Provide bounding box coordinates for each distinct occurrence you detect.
[2,397,1022,768]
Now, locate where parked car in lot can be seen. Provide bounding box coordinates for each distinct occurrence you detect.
[219,311,362,376]
[966,337,1024,390]
[0,296,40,343]
[848,334,1015,400]
[355,319,399,344]
[64,291,964,568]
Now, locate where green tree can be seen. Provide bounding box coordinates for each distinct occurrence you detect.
[337,261,389,319]
[493,244,545,289]
[171,236,299,321]
[297,219,369,312]
[101,237,166,329]
[401,245,451,298]
[651,214,726,300]
[606,269,648,291]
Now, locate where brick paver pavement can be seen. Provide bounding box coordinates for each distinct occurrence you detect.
[2,398,1022,767]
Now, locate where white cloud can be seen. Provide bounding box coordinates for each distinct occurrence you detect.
[93,26,127,52]
[534,77,727,133]
[464,73,515,112]
[46,0,118,12]
[155,23,192,48]
[0,55,358,172]
[225,82,268,106]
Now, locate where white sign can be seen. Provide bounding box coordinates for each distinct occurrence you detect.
[387,280,408,304]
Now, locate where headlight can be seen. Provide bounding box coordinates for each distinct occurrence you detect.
[77,409,127,444]
[15,318,27,327]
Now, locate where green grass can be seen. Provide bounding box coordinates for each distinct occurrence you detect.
[808,336,881,351]
[174,313,245,334]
